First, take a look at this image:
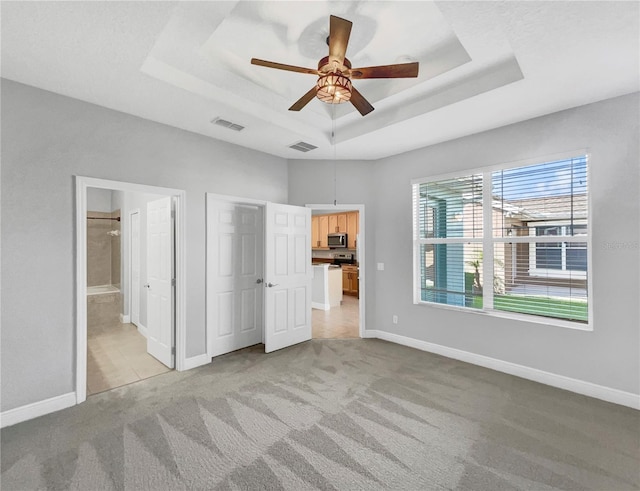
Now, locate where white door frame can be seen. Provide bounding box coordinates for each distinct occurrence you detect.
[129,208,141,328]
[306,204,366,338]
[75,176,187,404]
[205,193,268,359]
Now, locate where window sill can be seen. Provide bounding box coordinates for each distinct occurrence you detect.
[415,300,593,331]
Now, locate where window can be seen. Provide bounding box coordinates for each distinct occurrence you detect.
[413,155,589,325]
[530,224,587,276]
[414,174,484,308]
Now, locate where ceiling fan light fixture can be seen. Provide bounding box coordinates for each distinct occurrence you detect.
[251,15,418,115]
[316,72,352,104]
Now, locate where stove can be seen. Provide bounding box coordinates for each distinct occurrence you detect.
[332,252,354,266]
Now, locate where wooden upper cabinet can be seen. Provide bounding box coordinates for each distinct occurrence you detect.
[312,211,358,250]
[328,214,337,234]
[346,211,358,249]
[311,216,320,249]
[318,215,329,249]
[337,214,347,233]
[328,213,347,233]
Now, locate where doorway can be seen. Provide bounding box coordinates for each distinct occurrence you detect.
[307,204,365,339]
[75,177,186,404]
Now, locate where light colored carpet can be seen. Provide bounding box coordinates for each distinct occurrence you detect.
[2,339,639,490]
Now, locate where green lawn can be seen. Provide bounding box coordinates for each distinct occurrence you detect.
[493,294,588,323]
[426,289,589,323]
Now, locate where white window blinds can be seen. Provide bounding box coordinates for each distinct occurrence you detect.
[413,155,589,325]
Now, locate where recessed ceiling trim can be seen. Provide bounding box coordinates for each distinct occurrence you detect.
[334,55,525,144]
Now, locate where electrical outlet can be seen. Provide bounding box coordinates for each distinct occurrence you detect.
[377,263,385,271]
[392,315,398,324]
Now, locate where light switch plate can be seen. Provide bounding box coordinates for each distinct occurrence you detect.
[377,263,384,271]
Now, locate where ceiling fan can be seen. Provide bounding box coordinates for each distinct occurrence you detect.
[251,15,419,116]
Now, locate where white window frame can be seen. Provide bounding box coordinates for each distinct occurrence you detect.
[528,221,587,279]
[412,151,592,330]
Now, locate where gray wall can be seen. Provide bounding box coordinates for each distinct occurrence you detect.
[86,188,112,212]
[290,93,640,395]
[288,160,376,331]
[1,80,288,411]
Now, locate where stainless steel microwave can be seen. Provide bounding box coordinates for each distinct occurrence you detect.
[328,233,347,248]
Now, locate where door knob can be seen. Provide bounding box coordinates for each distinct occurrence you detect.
[266,283,278,288]
[256,278,263,284]
[143,284,150,288]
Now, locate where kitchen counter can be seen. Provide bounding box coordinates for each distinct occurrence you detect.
[311,264,342,310]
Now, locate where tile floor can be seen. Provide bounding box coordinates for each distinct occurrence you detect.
[312,295,359,339]
[87,322,171,396]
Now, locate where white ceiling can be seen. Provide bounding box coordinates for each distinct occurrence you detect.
[2,1,638,160]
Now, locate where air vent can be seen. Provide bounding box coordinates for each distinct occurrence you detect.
[289,141,318,152]
[211,117,245,132]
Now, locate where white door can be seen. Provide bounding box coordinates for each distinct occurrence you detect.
[146,196,174,368]
[264,203,312,353]
[130,210,140,327]
[206,199,264,357]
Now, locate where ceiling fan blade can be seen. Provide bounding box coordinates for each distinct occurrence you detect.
[351,62,419,79]
[350,87,374,116]
[251,58,318,75]
[289,87,318,111]
[328,15,352,66]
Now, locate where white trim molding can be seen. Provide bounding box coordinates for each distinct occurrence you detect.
[312,302,331,311]
[183,353,211,371]
[120,314,131,324]
[367,330,640,410]
[136,322,148,338]
[0,392,76,428]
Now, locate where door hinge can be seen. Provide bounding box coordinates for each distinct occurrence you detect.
[171,209,176,219]
[171,278,176,286]
[171,346,176,355]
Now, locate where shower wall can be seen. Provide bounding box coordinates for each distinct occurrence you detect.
[87,209,121,287]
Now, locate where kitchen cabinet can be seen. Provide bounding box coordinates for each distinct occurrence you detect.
[329,213,347,233]
[312,264,342,310]
[342,264,359,297]
[311,216,320,249]
[346,212,358,249]
[318,215,329,249]
[312,211,358,250]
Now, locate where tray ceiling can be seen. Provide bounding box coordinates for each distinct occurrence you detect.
[2,1,638,159]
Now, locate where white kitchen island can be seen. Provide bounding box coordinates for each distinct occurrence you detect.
[311,263,343,310]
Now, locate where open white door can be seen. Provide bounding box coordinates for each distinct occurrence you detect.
[146,196,174,368]
[206,198,264,357]
[264,203,312,353]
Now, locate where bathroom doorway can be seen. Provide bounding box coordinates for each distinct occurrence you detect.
[75,177,186,404]
[85,188,174,396]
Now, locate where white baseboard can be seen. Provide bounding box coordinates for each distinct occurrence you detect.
[0,392,76,428]
[182,353,210,371]
[312,302,330,311]
[136,322,147,338]
[367,330,640,410]
[120,314,130,324]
